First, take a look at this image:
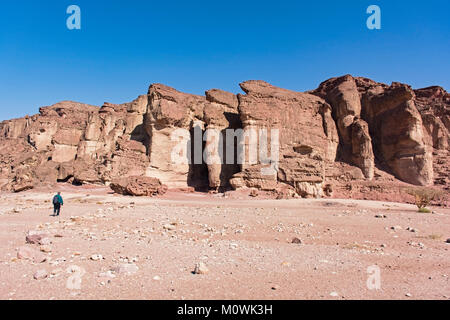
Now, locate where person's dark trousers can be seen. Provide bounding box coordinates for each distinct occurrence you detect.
[53,203,61,216]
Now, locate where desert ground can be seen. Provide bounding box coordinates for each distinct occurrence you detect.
[0,184,449,300]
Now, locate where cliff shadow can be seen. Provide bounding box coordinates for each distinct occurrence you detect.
[217,112,242,191]
[187,124,209,192]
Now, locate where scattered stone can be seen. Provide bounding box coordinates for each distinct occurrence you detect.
[111,263,139,275]
[39,237,52,245]
[90,254,103,261]
[330,292,339,297]
[26,235,43,245]
[163,224,176,231]
[33,269,48,280]
[446,238,450,244]
[391,226,402,231]
[99,271,116,279]
[291,237,302,244]
[405,293,412,297]
[408,241,426,249]
[51,268,63,276]
[66,265,84,274]
[39,245,52,253]
[193,262,209,275]
[17,246,46,263]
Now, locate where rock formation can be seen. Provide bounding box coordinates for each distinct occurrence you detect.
[110,176,167,197]
[414,86,450,190]
[311,75,374,179]
[230,80,339,198]
[0,75,448,199]
[311,75,439,187]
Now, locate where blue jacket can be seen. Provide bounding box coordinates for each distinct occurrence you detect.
[53,195,63,205]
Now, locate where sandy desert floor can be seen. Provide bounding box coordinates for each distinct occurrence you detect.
[0,185,449,300]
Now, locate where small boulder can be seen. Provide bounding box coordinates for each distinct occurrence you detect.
[40,245,52,253]
[51,268,63,276]
[33,269,48,280]
[25,231,49,245]
[330,292,339,297]
[163,224,176,231]
[26,234,43,245]
[193,262,209,275]
[90,254,103,261]
[110,176,168,197]
[39,237,52,245]
[17,246,46,263]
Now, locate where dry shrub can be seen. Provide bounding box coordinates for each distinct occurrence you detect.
[405,187,445,210]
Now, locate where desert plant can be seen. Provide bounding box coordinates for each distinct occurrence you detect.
[427,234,442,240]
[405,187,444,211]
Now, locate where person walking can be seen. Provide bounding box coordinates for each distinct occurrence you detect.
[52,192,64,216]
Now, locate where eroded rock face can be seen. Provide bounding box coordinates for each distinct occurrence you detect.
[0,99,152,191]
[144,84,209,189]
[232,80,339,197]
[312,75,375,179]
[359,81,433,186]
[312,75,437,186]
[414,86,450,189]
[0,76,448,198]
[204,89,241,189]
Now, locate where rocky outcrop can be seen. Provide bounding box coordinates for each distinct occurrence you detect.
[0,99,151,191]
[0,75,448,199]
[312,75,375,179]
[414,86,450,190]
[312,75,435,186]
[230,80,339,197]
[110,176,167,196]
[144,84,209,189]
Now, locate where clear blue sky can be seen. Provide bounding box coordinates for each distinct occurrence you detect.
[0,0,449,121]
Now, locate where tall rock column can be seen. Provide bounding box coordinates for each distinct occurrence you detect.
[144,84,209,188]
[360,82,433,186]
[311,75,375,179]
[203,89,241,190]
